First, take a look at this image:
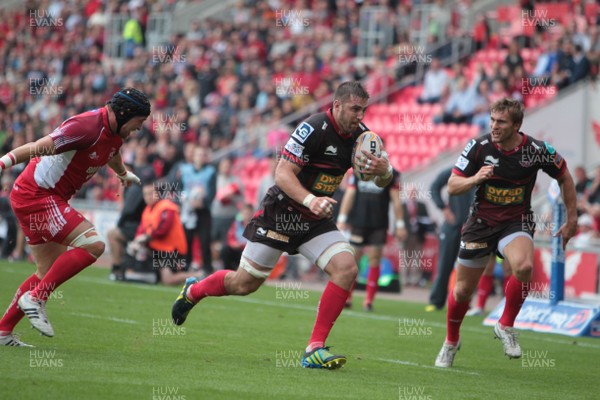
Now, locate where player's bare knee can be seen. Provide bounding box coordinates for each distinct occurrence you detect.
[328,260,357,280]
[229,273,261,296]
[453,284,474,303]
[236,281,261,296]
[79,240,105,258]
[513,262,533,282]
[346,263,359,280]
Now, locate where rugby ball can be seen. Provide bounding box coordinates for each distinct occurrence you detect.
[352,131,383,181]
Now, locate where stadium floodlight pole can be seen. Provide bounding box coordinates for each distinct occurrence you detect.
[550,196,565,306]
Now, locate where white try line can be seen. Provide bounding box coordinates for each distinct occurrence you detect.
[376,357,482,376]
[70,312,139,325]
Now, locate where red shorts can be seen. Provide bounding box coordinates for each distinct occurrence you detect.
[10,190,86,245]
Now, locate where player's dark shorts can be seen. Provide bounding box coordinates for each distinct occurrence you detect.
[243,188,338,255]
[458,215,534,260]
[349,227,387,247]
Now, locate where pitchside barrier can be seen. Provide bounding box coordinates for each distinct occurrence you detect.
[483,199,600,338]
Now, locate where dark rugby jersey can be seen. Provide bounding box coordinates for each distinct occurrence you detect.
[452,133,566,225]
[347,169,400,229]
[278,108,369,219]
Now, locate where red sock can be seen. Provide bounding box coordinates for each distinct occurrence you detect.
[503,275,511,295]
[365,266,380,305]
[446,290,470,345]
[29,248,96,302]
[307,281,349,350]
[476,275,494,309]
[188,270,229,302]
[0,274,41,333]
[499,275,530,327]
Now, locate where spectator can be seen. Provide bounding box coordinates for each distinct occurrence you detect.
[531,41,558,84]
[571,213,598,248]
[255,156,277,208]
[124,182,199,286]
[107,143,156,281]
[472,14,490,51]
[220,203,254,270]
[179,146,216,275]
[417,58,449,104]
[553,39,574,90]
[570,44,591,85]
[122,8,144,59]
[472,77,493,132]
[437,76,478,124]
[504,40,524,74]
[211,156,244,267]
[488,78,509,104]
[574,165,591,205]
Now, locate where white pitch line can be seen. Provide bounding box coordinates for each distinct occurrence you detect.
[29,275,600,350]
[375,358,482,376]
[70,312,139,324]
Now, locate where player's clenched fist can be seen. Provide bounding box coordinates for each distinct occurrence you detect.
[474,165,494,184]
[303,193,337,219]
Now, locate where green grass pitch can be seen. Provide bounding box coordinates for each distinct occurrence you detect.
[1,262,599,399]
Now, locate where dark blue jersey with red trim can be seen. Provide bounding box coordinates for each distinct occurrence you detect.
[277,108,370,219]
[452,133,566,225]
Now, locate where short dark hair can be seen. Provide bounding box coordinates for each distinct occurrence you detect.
[333,81,370,103]
[490,98,524,126]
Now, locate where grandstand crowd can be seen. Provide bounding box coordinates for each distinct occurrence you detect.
[0,0,599,273]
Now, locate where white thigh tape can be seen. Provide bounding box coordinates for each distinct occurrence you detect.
[240,257,271,279]
[316,242,355,269]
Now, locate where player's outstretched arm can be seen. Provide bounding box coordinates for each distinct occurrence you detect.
[0,136,56,171]
[447,166,493,195]
[275,158,336,219]
[555,169,578,249]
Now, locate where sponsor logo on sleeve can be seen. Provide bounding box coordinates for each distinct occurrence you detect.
[291,122,315,143]
[543,141,556,154]
[455,155,469,171]
[284,139,305,158]
[461,139,477,156]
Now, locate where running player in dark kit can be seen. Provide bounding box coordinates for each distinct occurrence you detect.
[434,98,577,368]
[172,81,394,369]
